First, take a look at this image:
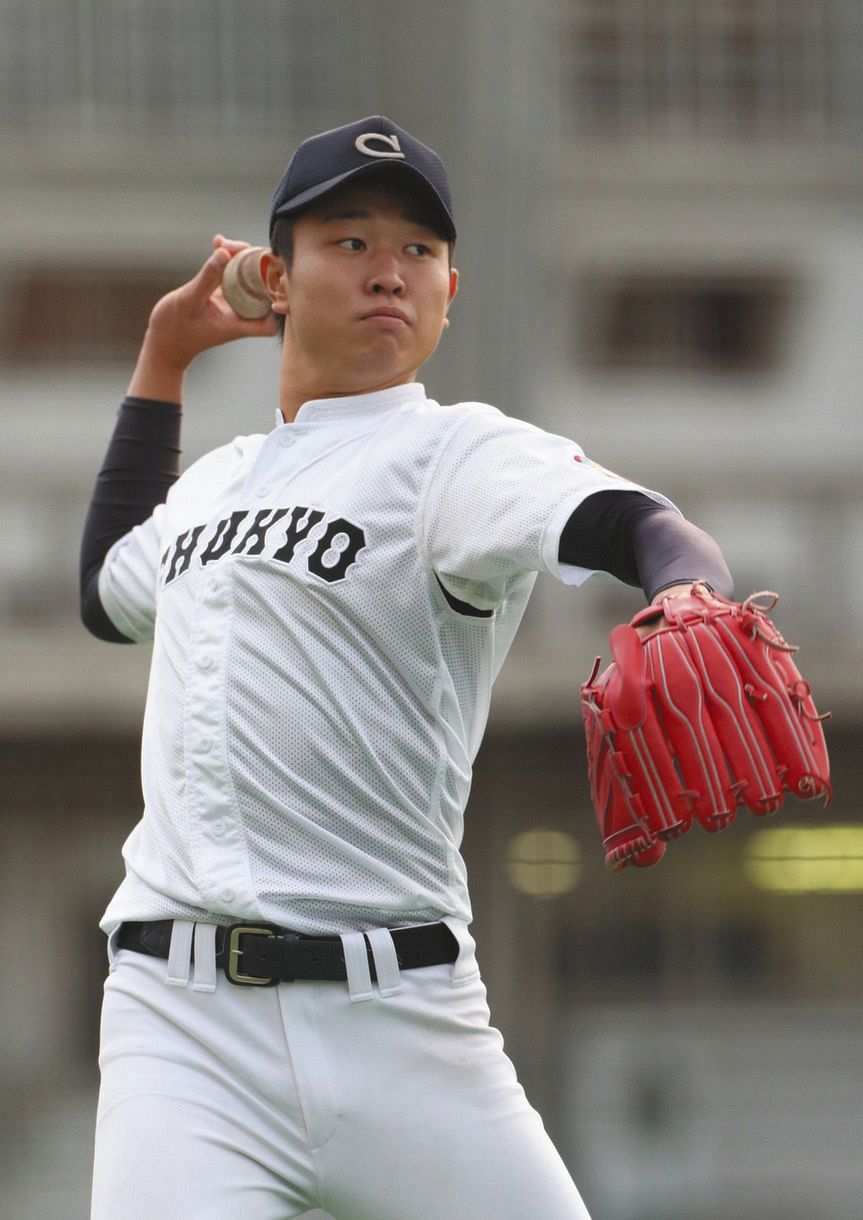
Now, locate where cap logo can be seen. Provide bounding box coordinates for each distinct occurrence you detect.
[355,132,405,160]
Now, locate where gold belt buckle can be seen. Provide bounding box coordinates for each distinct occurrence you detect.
[224,924,279,986]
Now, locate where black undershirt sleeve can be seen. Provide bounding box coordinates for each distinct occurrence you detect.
[558,489,733,602]
[79,397,182,642]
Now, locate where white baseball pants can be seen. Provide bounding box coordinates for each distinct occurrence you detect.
[91,920,591,1219]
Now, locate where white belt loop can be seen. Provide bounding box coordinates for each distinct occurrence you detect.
[366,927,403,997]
[192,923,218,992]
[106,925,122,973]
[340,930,373,1002]
[441,916,480,987]
[165,920,194,987]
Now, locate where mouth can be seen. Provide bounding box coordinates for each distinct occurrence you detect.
[361,307,410,326]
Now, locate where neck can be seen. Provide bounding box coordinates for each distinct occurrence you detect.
[278,364,420,422]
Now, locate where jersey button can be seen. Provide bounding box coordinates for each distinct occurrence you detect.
[278,432,293,448]
[219,888,235,904]
[211,820,226,837]
[198,739,213,754]
[197,655,213,670]
[257,485,271,498]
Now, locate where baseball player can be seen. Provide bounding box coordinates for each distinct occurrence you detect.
[81,117,734,1219]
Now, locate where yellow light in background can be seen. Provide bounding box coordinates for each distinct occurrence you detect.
[745,826,863,894]
[507,829,581,898]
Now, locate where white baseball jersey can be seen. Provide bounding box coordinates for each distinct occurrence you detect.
[98,382,673,936]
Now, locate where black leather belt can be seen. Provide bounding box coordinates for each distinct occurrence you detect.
[117,919,458,987]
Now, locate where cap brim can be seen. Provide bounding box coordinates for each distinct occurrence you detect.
[270,161,456,241]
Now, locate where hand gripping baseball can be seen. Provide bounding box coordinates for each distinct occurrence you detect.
[127,237,279,402]
[580,585,831,869]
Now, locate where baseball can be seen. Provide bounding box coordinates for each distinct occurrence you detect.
[220,246,271,319]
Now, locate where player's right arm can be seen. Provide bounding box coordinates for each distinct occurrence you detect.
[127,237,277,401]
[80,240,278,643]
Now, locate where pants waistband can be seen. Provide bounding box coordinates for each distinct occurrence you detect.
[116,919,458,986]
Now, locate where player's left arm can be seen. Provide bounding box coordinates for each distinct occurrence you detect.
[418,411,731,609]
[558,489,733,606]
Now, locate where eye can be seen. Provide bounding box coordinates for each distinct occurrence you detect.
[406,243,431,256]
[337,237,365,252]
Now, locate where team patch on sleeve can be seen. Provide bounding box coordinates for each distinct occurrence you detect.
[572,452,632,482]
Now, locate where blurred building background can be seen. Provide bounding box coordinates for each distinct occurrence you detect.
[1,1,861,1217]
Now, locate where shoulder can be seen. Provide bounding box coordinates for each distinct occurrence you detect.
[428,399,568,441]
[187,430,266,471]
[432,399,502,420]
[399,396,502,432]
[407,398,519,452]
[163,433,266,523]
[171,432,265,492]
[368,398,506,472]
[421,400,581,468]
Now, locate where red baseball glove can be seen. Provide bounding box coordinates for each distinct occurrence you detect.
[581,585,830,869]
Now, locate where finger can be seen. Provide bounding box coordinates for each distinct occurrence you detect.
[230,310,281,340]
[187,247,232,304]
[213,234,254,257]
[206,290,279,339]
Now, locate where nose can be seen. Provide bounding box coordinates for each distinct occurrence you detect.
[367,256,404,295]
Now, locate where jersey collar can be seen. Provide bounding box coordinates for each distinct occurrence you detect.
[278,382,428,428]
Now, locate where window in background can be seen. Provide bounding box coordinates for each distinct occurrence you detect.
[575,271,795,374]
[0,0,371,139]
[562,0,863,144]
[0,267,184,365]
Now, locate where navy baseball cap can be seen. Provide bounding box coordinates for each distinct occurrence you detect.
[269,116,456,242]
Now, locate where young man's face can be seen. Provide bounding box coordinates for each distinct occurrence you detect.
[267,179,458,397]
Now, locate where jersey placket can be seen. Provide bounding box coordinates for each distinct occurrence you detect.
[183,561,257,913]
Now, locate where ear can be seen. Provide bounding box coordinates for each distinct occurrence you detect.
[442,267,459,329]
[261,251,289,316]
